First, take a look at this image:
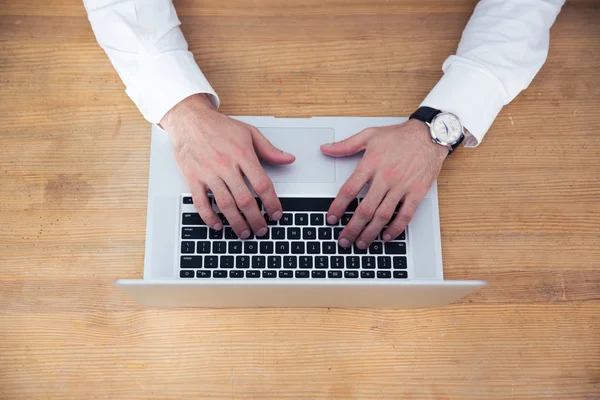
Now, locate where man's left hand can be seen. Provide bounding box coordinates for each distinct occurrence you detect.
[320,119,449,249]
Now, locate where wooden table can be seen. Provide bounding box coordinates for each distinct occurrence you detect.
[1,1,598,398]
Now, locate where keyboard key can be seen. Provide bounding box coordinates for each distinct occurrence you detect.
[263,270,277,278]
[181,241,195,254]
[228,241,243,254]
[279,270,294,278]
[328,270,343,278]
[385,242,406,254]
[181,256,202,268]
[299,256,313,269]
[244,241,258,254]
[369,242,383,254]
[182,213,204,225]
[354,244,368,255]
[180,270,195,278]
[284,256,297,269]
[318,227,332,240]
[345,270,359,279]
[341,213,353,225]
[220,256,234,268]
[362,256,376,269]
[334,228,343,240]
[280,213,293,225]
[224,227,238,239]
[393,256,408,269]
[272,227,285,240]
[197,241,211,254]
[236,255,250,269]
[307,242,320,254]
[205,256,218,269]
[209,229,223,239]
[396,231,406,241]
[361,270,375,278]
[287,227,301,240]
[217,213,229,226]
[346,199,359,211]
[377,271,392,279]
[260,241,274,254]
[295,270,310,278]
[230,270,244,278]
[279,197,334,211]
[338,245,351,255]
[265,214,278,226]
[312,270,326,278]
[246,270,261,278]
[323,241,336,254]
[268,256,282,269]
[275,241,289,254]
[183,196,193,204]
[182,227,207,240]
[256,229,270,240]
[291,242,305,254]
[377,256,392,269]
[331,256,344,269]
[295,213,309,225]
[252,256,266,269]
[347,256,360,269]
[213,270,228,278]
[393,271,408,279]
[303,227,316,239]
[315,256,328,269]
[213,241,227,254]
[311,213,325,226]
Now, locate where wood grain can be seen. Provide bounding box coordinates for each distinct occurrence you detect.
[0,1,599,399]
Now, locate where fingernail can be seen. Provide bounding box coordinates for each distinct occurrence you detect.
[339,238,350,248]
[383,234,392,242]
[213,223,223,230]
[357,240,367,250]
[257,227,268,237]
[272,211,282,220]
[327,215,338,224]
[322,143,333,147]
[240,230,251,239]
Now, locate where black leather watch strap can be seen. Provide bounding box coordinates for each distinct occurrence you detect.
[409,106,441,124]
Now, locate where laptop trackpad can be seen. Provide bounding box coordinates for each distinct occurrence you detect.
[257,127,335,183]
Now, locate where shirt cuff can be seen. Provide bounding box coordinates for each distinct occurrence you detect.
[420,56,507,147]
[124,50,220,124]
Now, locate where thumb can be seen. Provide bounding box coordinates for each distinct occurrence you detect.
[320,128,375,157]
[251,128,296,165]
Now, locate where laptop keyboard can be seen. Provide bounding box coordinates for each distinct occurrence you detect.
[179,196,408,279]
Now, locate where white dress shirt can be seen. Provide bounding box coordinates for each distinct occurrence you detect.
[84,0,564,147]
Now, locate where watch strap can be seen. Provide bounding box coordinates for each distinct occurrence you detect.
[409,106,441,124]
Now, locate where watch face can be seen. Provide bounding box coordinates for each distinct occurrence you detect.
[431,112,463,145]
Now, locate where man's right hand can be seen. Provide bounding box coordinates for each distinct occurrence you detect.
[160,94,295,239]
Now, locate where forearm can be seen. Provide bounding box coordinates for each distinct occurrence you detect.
[421,0,565,146]
[84,0,219,123]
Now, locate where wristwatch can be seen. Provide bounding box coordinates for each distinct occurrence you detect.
[409,106,465,154]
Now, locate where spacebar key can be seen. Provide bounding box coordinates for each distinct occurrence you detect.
[279,198,334,212]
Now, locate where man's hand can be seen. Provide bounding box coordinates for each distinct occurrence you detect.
[321,119,448,249]
[161,94,295,239]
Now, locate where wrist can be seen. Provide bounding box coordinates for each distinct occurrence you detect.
[408,119,449,159]
[160,93,215,131]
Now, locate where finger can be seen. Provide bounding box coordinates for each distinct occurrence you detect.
[191,183,222,230]
[320,128,377,157]
[241,158,283,221]
[208,178,251,239]
[327,161,371,224]
[383,193,421,241]
[338,178,387,248]
[355,189,403,248]
[226,172,268,237]
[250,128,295,165]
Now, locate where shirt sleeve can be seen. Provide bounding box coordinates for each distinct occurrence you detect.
[83,0,220,124]
[420,0,565,147]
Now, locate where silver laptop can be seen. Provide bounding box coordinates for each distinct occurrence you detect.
[116,116,486,307]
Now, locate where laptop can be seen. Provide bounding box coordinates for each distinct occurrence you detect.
[116,116,486,307]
